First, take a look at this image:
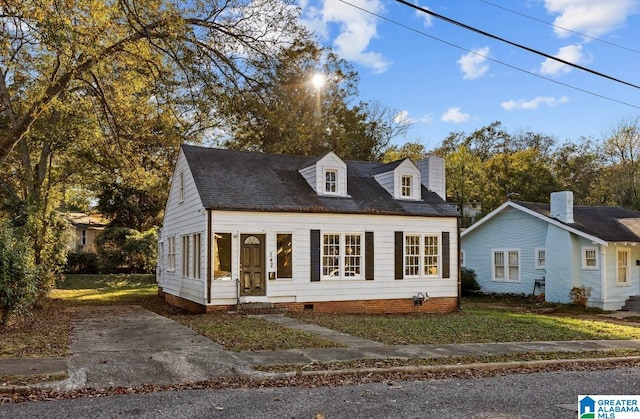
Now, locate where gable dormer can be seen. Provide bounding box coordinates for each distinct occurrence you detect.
[373,158,422,200]
[299,151,349,197]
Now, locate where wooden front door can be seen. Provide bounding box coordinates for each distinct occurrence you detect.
[240,234,265,296]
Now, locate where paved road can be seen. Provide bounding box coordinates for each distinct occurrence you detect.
[1,366,638,418]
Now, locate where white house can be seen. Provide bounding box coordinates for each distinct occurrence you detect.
[461,191,640,311]
[156,145,460,313]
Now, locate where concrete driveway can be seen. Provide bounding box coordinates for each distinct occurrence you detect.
[55,306,247,390]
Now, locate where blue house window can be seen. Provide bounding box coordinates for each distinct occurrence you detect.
[492,249,519,282]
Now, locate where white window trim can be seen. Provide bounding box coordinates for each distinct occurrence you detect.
[534,248,545,270]
[460,250,465,268]
[492,249,520,282]
[321,232,364,280]
[581,246,599,270]
[403,233,441,279]
[617,247,630,285]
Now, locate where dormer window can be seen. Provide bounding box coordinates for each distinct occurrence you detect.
[401,175,412,197]
[325,170,337,193]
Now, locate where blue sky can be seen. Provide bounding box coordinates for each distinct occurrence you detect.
[299,0,640,150]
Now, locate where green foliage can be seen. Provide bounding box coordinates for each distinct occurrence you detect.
[461,267,480,296]
[65,252,99,274]
[0,223,37,325]
[96,227,158,273]
[219,41,409,160]
[569,286,592,307]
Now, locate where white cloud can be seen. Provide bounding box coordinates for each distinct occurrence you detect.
[301,0,390,73]
[413,1,433,28]
[457,47,490,80]
[539,44,590,76]
[418,114,434,124]
[394,110,415,125]
[501,96,570,110]
[544,0,639,38]
[441,107,470,123]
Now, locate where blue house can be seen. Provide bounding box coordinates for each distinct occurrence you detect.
[461,191,640,311]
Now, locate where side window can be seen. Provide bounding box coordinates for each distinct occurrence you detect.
[582,247,598,270]
[535,248,545,269]
[277,234,293,278]
[213,233,232,280]
[325,170,337,193]
[492,249,520,281]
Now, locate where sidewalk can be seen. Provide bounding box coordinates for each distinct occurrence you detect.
[236,313,640,367]
[1,307,640,392]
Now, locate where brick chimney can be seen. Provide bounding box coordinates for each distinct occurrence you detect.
[550,191,574,223]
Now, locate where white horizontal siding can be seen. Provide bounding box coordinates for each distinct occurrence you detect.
[208,211,458,305]
[157,150,207,305]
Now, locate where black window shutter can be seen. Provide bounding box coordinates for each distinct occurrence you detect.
[365,232,374,280]
[310,230,320,282]
[394,231,403,280]
[442,231,450,279]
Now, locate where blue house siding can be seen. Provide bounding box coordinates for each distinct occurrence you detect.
[462,207,547,295]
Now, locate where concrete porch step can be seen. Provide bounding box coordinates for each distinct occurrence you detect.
[620,296,640,311]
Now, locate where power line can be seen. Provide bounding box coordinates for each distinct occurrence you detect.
[335,0,640,110]
[395,0,640,91]
[478,0,640,55]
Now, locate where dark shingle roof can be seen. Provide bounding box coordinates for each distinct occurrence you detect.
[514,200,640,242]
[182,145,458,217]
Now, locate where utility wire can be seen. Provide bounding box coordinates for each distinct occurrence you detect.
[395,0,640,90]
[478,0,640,55]
[336,0,640,110]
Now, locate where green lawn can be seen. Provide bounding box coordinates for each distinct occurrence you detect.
[4,275,639,360]
[289,308,640,345]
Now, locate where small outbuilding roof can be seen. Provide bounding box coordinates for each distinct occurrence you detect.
[181,145,458,217]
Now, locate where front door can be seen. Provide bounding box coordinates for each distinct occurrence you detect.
[240,234,266,296]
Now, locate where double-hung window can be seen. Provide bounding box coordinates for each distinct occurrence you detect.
[617,248,630,285]
[492,249,519,281]
[404,234,440,277]
[325,170,337,193]
[401,175,412,197]
[582,247,598,270]
[535,248,545,269]
[321,233,362,278]
[167,236,176,271]
[182,235,190,277]
[192,234,201,279]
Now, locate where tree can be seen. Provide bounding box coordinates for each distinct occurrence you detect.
[0,223,36,326]
[218,41,410,160]
[594,115,640,209]
[551,139,602,205]
[0,0,309,164]
[382,142,429,163]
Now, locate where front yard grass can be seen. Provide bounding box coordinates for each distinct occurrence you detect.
[4,277,640,362]
[289,307,640,345]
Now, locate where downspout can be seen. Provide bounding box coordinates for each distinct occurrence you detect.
[600,244,607,308]
[207,209,212,304]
